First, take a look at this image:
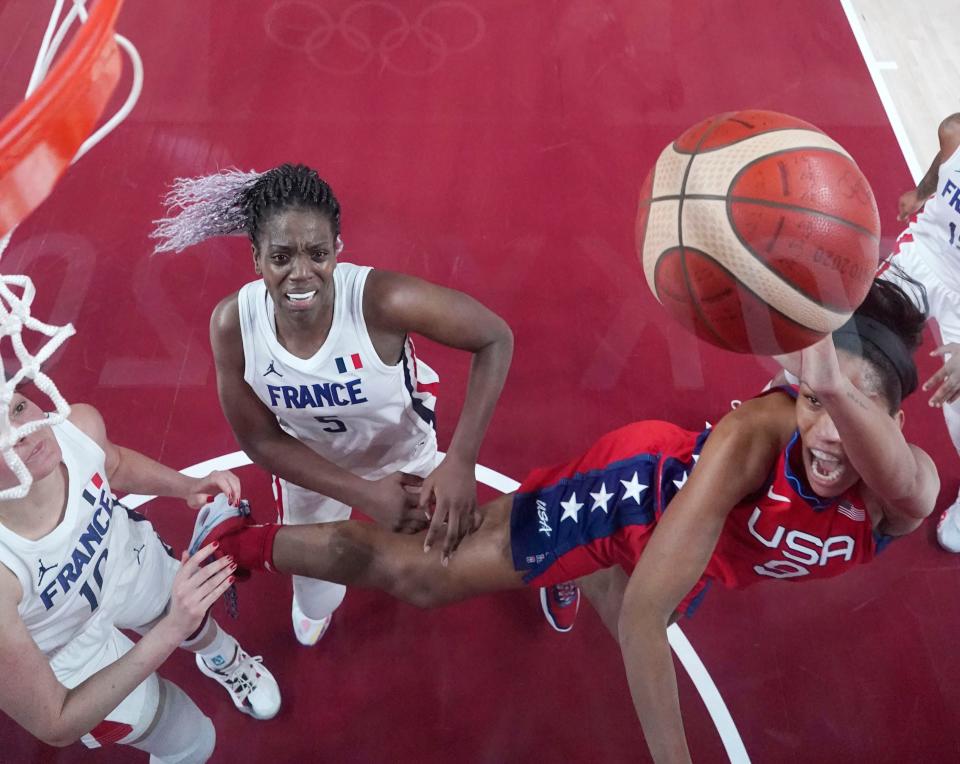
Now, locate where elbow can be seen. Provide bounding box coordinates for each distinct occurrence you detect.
[38,724,80,748]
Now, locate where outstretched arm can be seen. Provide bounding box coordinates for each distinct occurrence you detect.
[618,399,787,763]
[898,113,960,220]
[364,271,514,559]
[792,336,939,534]
[68,404,240,509]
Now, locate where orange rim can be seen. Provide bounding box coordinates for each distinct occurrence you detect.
[0,0,125,239]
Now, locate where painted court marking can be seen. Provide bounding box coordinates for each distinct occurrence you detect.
[123,451,750,763]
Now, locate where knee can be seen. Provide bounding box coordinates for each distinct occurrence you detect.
[390,559,450,609]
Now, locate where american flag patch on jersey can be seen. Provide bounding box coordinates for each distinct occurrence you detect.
[837,501,866,522]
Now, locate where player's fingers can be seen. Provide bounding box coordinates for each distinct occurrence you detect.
[424,500,448,553]
[198,573,237,611]
[196,562,236,596]
[923,367,948,391]
[182,543,218,572]
[417,482,434,512]
[441,508,461,565]
[189,555,234,585]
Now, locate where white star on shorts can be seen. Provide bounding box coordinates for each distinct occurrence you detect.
[560,493,584,523]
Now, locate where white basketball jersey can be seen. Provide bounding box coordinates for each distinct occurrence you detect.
[0,420,132,657]
[906,143,960,290]
[238,263,438,478]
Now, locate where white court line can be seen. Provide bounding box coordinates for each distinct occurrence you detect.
[122,451,750,762]
[839,0,923,183]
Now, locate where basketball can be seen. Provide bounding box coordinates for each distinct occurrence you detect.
[636,110,881,355]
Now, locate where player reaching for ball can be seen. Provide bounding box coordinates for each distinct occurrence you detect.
[187,275,937,763]
[881,113,960,551]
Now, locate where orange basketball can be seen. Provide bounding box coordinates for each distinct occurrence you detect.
[636,110,880,355]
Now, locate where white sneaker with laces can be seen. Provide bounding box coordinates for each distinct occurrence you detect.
[937,497,960,553]
[292,597,332,646]
[196,647,281,720]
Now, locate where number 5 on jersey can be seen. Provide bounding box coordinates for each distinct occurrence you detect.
[314,415,347,433]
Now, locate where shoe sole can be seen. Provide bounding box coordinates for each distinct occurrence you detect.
[540,587,573,633]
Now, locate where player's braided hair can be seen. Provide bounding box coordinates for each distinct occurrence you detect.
[151,163,341,254]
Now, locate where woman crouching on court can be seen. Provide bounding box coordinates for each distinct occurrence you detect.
[153,163,513,646]
[191,276,937,763]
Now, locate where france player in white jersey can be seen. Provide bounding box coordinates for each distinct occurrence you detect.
[883,113,960,550]
[152,163,514,645]
[0,392,280,761]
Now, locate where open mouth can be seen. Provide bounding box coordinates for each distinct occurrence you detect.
[284,290,318,307]
[808,447,845,485]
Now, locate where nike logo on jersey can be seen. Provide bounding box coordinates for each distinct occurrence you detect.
[767,485,790,503]
[263,361,283,378]
[267,381,368,409]
[37,558,58,585]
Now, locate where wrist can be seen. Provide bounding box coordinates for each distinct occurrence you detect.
[148,617,188,650]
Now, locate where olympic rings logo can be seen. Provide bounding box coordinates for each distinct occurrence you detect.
[264,1,486,76]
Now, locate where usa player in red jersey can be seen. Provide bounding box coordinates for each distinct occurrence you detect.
[188,276,938,763]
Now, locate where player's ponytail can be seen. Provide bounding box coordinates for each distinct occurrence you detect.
[151,164,340,254]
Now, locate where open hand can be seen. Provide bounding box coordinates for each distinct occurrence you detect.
[185,470,240,509]
[162,545,236,640]
[420,455,478,565]
[897,188,927,221]
[365,472,428,533]
[923,343,960,407]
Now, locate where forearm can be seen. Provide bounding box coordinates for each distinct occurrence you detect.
[51,622,181,745]
[620,617,690,764]
[242,433,371,508]
[109,446,194,499]
[446,331,513,462]
[915,152,941,198]
[820,382,922,508]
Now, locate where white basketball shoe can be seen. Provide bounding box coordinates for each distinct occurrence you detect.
[196,646,281,720]
[292,598,332,646]
[937,497,960,552]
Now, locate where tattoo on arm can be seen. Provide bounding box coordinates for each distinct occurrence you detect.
[845,389,870,411]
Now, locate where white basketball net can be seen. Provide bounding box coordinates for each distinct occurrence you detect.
[0,276,74,500]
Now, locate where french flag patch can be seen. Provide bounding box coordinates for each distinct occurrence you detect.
[335,353,363,374]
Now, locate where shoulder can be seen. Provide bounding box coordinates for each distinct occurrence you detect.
[67,403,108,448]
[938,114,960,153]
[363,269,431,324]
[700,393,795,484]
[210,291,241,335]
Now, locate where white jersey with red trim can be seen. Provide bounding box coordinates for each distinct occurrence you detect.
[237,263,439,478]
[900,143,960,291]
[0,420,133,657]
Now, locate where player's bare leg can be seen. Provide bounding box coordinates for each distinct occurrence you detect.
[578,567,629,639]
[193,494,526,608]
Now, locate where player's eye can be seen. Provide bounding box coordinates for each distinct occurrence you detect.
[12,401,26,415]
[805,394,820,407]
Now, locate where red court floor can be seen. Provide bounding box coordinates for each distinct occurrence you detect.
[2,1,959,761]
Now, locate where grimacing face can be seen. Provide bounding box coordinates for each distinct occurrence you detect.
[253,207,339,320]
[794,350,904,498]
[0,393,62,492]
